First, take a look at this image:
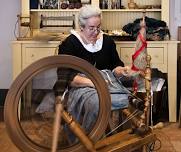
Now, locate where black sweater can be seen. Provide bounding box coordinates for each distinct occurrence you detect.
[59,34,124,70]
[54,34,124,95]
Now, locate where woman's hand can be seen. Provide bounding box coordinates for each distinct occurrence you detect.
[70,74,95,88]
[113,66,130,77]
[114,66,143,78]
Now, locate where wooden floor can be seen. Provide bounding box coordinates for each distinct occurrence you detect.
[0,121,181,152]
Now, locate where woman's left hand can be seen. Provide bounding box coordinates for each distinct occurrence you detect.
[113,66,130,77]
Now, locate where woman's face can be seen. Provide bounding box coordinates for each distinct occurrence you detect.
[82,16,101,42]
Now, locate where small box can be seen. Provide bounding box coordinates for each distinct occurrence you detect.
[30,0,39,9]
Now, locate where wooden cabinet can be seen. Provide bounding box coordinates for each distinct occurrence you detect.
[12,40,179,122]
[12,41,60,79]
[116,41,168,72]
[116,40,179,122]
[22,43,58,69]
[21,0,169,35]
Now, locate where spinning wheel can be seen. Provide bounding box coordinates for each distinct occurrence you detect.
[4,55,157,152]
[4,55,111,152]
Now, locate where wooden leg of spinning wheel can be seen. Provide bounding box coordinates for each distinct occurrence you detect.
[51,96,63,152]
[62,110,96,152]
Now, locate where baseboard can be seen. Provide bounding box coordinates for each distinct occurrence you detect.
[0,89,8,121]
[0,107,3,121]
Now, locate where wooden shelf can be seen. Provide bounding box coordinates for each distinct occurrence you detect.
[101,9,161,12]
[30,9,80,12]
[30,8,161,12]
[24,0,169,31]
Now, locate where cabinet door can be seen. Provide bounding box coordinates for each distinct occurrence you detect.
[22,43,58,69]
[118,43,168,73]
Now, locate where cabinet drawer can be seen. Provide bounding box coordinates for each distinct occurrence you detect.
[119,47,164,65]
[22,47,56,69]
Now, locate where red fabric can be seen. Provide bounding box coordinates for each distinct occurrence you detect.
[131,21,147,92]
[132,34,147,60]
[131,32,147,71]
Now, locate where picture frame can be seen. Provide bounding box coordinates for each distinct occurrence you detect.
[41,0,58,9]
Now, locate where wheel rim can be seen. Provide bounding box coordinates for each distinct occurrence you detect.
[4,55,111,152]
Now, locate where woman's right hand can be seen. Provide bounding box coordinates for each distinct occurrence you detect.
[70,75,95,88]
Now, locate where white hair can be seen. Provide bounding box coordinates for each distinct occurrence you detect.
[78,5,102,28]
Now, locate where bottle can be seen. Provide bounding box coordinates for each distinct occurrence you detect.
[99,0,103,9]
[108,0,111,9]
[119,0,122,9]
[111,0,116,9]
[102,0,108,9]
[116,0,120,9]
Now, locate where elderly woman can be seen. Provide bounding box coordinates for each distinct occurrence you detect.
[37,5,131,139]
[53,5,131,133]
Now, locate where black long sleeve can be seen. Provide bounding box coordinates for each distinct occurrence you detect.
[54,34,124,95]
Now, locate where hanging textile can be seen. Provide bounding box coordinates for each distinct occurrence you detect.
[131,14,147,72]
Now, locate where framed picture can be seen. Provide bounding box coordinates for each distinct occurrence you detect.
[42,0,58,9]
[81,0,91,4]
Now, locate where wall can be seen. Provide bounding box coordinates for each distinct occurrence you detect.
[170,0,181,39]
[0,0,181,89]
[0,0,20,89]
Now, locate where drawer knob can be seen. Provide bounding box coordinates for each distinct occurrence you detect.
[125,55,129,58]
[31,54,34,57]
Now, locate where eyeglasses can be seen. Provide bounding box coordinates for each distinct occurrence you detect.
[85,26,101,33]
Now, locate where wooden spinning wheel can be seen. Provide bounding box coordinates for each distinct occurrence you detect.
[4,55,157,152]
[4,55,111,152]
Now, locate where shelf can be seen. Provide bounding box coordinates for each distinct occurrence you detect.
[101,9,161,12]
[30,9,80,12]
[26,0,169,32]
[30,8,161,12]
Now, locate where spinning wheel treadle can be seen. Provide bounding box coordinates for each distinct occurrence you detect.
[4,55,111,152]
